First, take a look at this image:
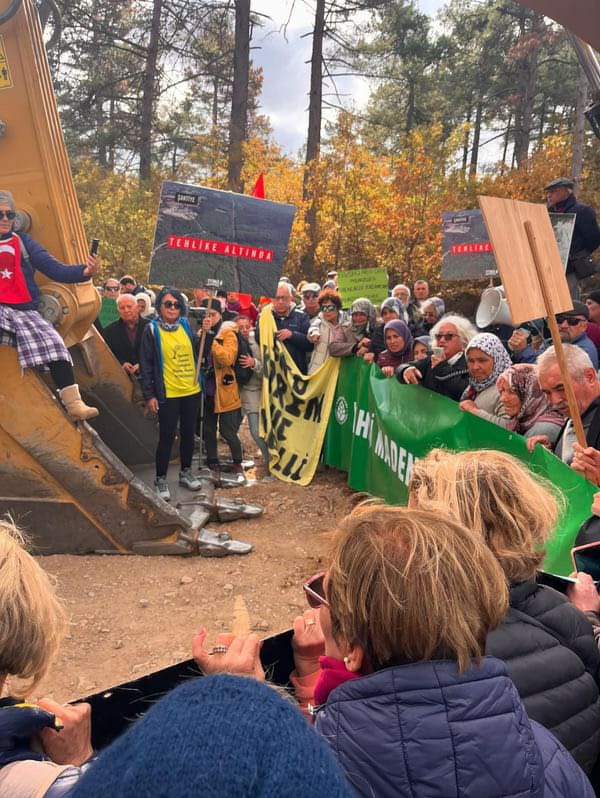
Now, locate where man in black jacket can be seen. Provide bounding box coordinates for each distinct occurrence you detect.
[545,177,600,299]
[103,293,150,377]
[256,282,313,373]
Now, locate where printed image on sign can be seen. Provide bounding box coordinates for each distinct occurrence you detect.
[0,36,12,90]
[441,209,575,281]
[337,267,389,307]
[149,181,296,295]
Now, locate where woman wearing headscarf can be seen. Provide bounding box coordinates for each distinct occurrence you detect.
[459,332,512,423]
[329,298,377,359]
[367,297,408,361]
[376,320,413,376]
[496,363,564,442]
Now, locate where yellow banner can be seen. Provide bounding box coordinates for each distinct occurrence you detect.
[259,305,340,485]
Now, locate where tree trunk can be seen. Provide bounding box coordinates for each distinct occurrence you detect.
[469,100,483,178]
[227,0,250,193]
[139,0,163,183]
[500,112,512,176]
[512,13,542,168]
[301,0,326,277]
[571,61,588,188]
[462,106,472,175]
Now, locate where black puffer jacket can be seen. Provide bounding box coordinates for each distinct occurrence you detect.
[486,580,600,774]
[396,353,469,401]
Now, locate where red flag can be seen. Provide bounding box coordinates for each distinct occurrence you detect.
[251,173,265,199]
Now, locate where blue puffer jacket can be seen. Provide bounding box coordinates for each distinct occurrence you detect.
[0,700,91,796]
[0,232,87,310]
[315,657,594,798]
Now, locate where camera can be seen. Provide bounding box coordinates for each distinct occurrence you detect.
[222,373,234,386]
[188,306,206,327]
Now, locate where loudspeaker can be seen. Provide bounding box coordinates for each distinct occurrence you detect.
[475,286,513,328]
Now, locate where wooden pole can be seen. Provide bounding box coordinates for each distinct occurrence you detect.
[194,290,214,384]
[523,220,587,447]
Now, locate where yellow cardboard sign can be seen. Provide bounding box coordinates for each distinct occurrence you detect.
[0,36,12,90]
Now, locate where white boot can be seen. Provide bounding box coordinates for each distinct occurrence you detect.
[59,384,99,421]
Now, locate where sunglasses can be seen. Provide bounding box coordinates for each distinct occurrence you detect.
[556,316,586,326]
[434,332,458,341]
[104,285,119,292]
[162,300,182,310]
[320,304,337,312]
[303,292,319,299]
[303,572,329,609]
[0,210,16,220]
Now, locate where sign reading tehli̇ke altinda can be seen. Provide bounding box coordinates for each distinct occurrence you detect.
[149,180,296,296]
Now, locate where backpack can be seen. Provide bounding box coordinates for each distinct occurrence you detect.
[233,331,253,385]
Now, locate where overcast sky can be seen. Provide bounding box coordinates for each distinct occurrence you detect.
[250,0,444,157]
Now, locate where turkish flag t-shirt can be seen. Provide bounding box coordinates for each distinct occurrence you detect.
[0,235,33,304]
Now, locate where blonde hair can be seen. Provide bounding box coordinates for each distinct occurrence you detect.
[327,504,508,674]
[410,449,560,582]
[0,519,68,695]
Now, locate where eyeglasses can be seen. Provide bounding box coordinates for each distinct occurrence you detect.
[303,292,319,299]
[320,304,337,312]
[435,332,458,341]
[556,315,586,326]
[0,211,16,220]
[303,572,329,609]
[162,300,182,310]
[104,285,119,293]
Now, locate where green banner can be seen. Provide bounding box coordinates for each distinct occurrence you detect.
[337,267,388,307]
[324,358,596,576]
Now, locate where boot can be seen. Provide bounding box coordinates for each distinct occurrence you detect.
[59,384,99,421]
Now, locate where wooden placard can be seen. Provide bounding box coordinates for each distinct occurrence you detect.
[478,196,573,325]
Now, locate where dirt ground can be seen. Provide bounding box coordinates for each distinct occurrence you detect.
[30,466,357,704]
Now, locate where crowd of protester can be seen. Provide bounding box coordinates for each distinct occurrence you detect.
[7,178,600,793]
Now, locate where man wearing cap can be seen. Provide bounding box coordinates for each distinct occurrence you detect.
[584,290,600,357]
[545,177,600,300]
[509,301,598,369]
[300,282,321,318]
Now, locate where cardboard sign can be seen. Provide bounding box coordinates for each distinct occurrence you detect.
[478,196,573,325]
[148,181,296,295]
[337,267,388,307]
[441,209,575,281]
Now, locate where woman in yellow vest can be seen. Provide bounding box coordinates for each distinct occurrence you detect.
[140,287,201,501]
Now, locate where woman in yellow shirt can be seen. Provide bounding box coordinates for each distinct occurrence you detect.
[140,287,201,502]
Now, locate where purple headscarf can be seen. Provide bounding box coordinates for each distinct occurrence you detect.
[377,319,413,368]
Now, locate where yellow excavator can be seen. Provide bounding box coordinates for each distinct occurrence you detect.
[0,0,256,556]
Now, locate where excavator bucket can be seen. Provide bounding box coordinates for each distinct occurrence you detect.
[0,0,256,555]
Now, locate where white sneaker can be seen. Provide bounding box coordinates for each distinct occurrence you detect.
[179,468,202,491]
[155,476,171,501]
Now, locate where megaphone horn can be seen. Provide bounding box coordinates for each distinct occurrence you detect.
[475,285,513,328]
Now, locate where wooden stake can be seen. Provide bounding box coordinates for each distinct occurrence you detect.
[194,290,214,385]
[524,220,587,447]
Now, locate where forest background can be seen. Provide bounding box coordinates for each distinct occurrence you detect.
[44,0,600,298]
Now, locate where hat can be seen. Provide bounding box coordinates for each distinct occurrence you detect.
[587,291,600,305]
[201,297,222,313]
[544,177,575,191]
[327,270,338,278]
[557,300,589,319]
[302,282,321,294]
[119,274,136,284]
[71,675,352,798]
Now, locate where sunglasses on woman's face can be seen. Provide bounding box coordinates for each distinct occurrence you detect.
[0,211,16,220]
[320,304,337,312]
[162,300,182,310]
[303,572,329,608]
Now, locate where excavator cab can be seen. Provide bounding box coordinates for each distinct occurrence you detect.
[0,0,256,556]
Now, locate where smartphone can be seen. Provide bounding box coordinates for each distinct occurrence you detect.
[432,346,444,358]
[571,541,600,582]
[537,570,578,594]
[90,238,100,256]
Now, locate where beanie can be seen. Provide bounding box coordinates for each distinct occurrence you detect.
[201,297,223,313]
[587,291,600,306]
[71,675,352,798]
